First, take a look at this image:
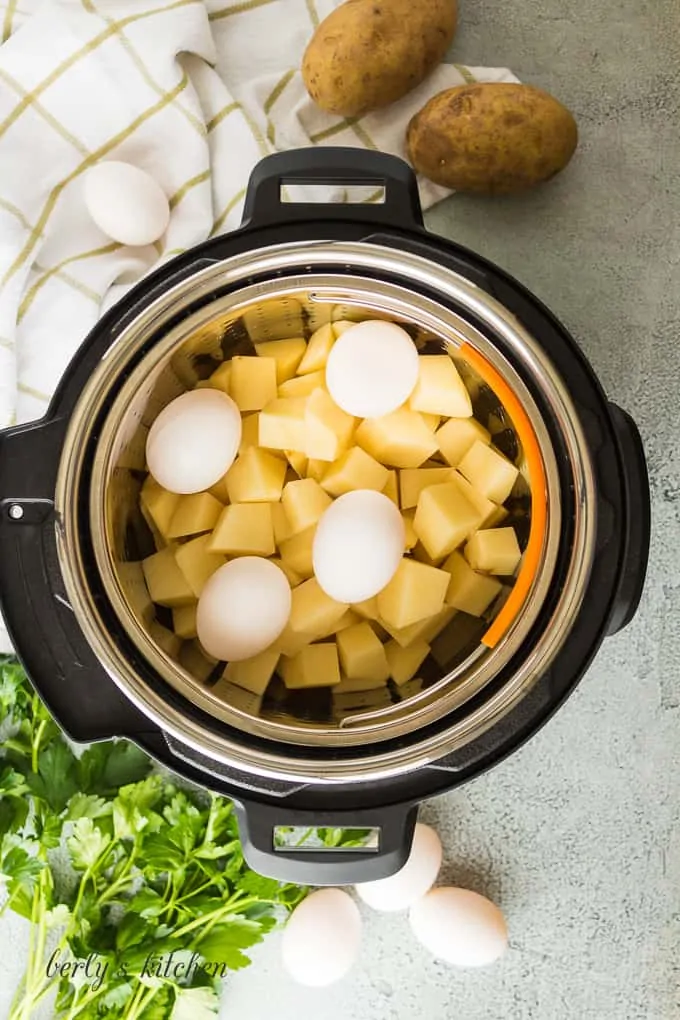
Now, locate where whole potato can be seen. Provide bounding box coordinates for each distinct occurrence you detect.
[302,0,457,118]
[406,83,578,193]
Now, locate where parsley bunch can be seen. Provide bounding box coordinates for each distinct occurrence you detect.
[0,656,308,1019]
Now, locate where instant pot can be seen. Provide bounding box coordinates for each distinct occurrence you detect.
[0,149,650,884]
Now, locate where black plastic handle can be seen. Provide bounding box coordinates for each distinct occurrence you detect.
[235,799,418,886]
[606,403,651,635]
[241,147,423,230]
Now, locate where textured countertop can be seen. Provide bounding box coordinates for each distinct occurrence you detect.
[2,0,678,1017]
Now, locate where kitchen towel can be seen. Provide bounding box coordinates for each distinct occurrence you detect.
[0,0,517,652]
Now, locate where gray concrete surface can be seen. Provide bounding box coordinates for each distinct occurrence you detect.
[2,0,679,1017]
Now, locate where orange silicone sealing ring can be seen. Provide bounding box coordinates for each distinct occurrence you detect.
[459,342,548,649]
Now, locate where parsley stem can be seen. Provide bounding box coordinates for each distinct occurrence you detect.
[31,718,47,773]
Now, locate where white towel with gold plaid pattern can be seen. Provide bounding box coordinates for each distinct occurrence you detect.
[0,0,517,652]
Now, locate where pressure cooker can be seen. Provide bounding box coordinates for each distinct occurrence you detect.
[0,148,650,885]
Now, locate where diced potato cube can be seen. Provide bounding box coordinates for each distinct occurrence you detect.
[206,361,232,394]
[255,338,306,383]
[402,510,418,551]
[278,370,326,399]
[223,648,280,695]
[297,324,334,375]
[352,597,380,620]
[333,673,388,693]
[141,477,180,540]
[278,525,315,579]
[486,504,509,528]
[382,470,400,506]
[142,547,195,608]
[285,450,308,478]
[413,482,484,560]
[399,467,453,509]
[259,397,307,453]
[180,639,219,681]
[314,609,361,641]
[118,561,155,624]
[464,527,522,576]
[379,606,455,649]
[450,471,499,527]
[174,535,226,597]
[443,551,503,615]
[330,319,357,335]
[409,355,473,418]
[421,414,441,432]
[458,440,519,505]
[289,577,348,637]
[149,620,182,659]
[208,473,231,504]
[239,412,261,456]
[304,388,355,462]
[210,679,263,716]
[411,541,441,567]
[229,355,277,411]
[271,624,313,658]
[282,478,332,535]
[336,622,390,683]
[208,503,275,556]
[356,409,438,469]
[306,458,326,481]
[281,642,341,689]
[225,447,286,504]
[271,503,294,546]
[269,555,302,587]
[166,492,223,540]
[172,603,197,640]
[377,558,450,630]
[320,446,389,497]
[436,417,491,467]
[385,639,431,686]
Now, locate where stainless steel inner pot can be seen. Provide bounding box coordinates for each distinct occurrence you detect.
[54,240,596,783]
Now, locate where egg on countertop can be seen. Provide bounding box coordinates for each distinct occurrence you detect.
[312,489,405,603]
[355,823,442,911]
[84,161,171,247]
[196,557,291,662]
[282,888,362,987]
[146,389,242,495]
[325,320,420,418]
[409,887,508,967]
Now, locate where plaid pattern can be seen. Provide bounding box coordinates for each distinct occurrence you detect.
[0,0,517,651]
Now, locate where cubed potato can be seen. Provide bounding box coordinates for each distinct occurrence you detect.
[399,466,453,509]
[485,504,509,528]
[304,388,355,462]
[285,450,308,478]
[208,473,231,504]
[229,355,277,411]
[464,527,522,575]
[166,492,223,540]
[280,642,341,689]
[142,547,195,608]
[208,503,275,556]
[356,409,438,469]
[319,446,389,497]
[210,679,263,716]
[297,324,335,375]
[118,561,155,624]
[336,622,390,683]
[259,397,307,453]
[225,447,287,504]
[413,482,484,561]
[282,478,332,535]
[352,597,380,620]
[382,469,400,506]
[289,577,348,637]
[402,510,418,551]
[223,648,280,695]
[377,558,450,630]
[385,638,431,686]
[140,477,180,540]
[436,417,491,467]
[278,370,326,399]
[409,355,473,418]
[271,503,294,546]
[239,412,261,456]
[148,620,182,659]
[443,551,503,615]
[278,525,316,578]
[172,603,198,640]
[306,458,326,482]
[421,414,441,432]
[330,318,357,334]
[271,623,313,658]
[180,639,219,681]
[333,673,388,693]
[255,338,306,383]
[206,361,232,394]
[411,541,441,567]
[450,471,499,527]
[174,534,226,597]
[458,440,519,505]
[269,555,303,587]
[314,609,361,641]
[379,605,456,649]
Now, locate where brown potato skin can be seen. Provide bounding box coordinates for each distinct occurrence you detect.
[406,83,578,193]
[302,0,458,118]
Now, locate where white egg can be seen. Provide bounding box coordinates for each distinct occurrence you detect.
[355,823,442,911]
[312,490,405,603]
[325,320,419,418]
[282,888,362,987]
[196,558,291,662]
[84,161,170,246]
[146,389,241,495]
[409,887,508,967]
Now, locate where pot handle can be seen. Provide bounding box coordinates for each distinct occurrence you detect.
[606,403,651,635]
[234,798,418,886]
[241,147,424,230]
